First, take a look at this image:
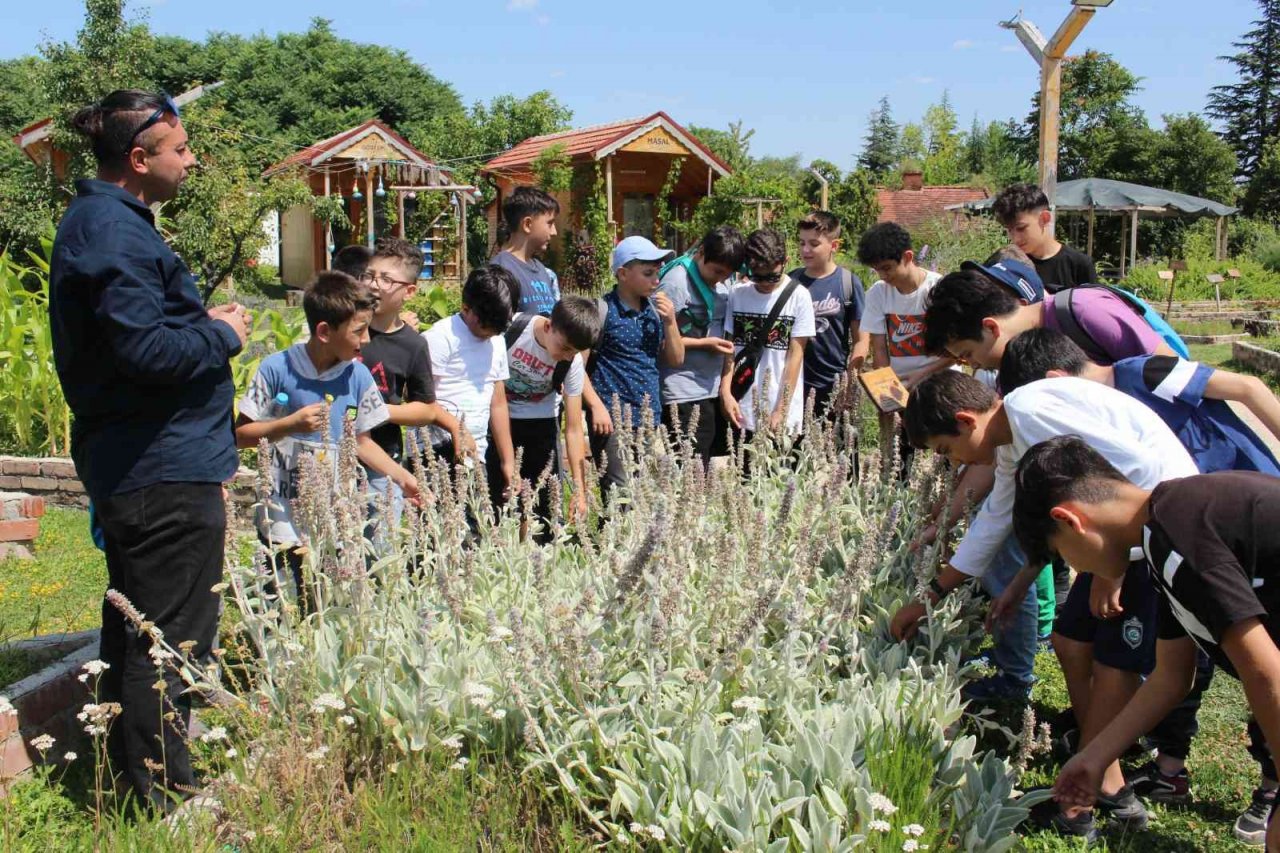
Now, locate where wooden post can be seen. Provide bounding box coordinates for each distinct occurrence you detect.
[1086,206,1096,259]
[322,171,332,270]
[1129,209,1139,277]
[396,188,406,240]
[458,195,469,281]
[1119,213,1128,278]
[707,168,713,196]
[605,155,615,229]
[756,200,764,229]
[1039,57,1062,233]
[365,169,375,248]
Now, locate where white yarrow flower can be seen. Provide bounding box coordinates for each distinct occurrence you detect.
[903,841,927,852]
[304,746,329,761]
[904,823,925,837]
[487,708,507,721]
[0,696,15,717]
[868,792,898,815]
[225,748,238,759]
[440,735,464,754]
[29,734,55,752]
[450,756,469,770]
[82,660,110,676]
[310,693,346,713]
[63,751,77,762]
[868,819,891,832]
[200,726,228,743]
[462,682,495,709]
[338,715,355,727]
[730,696,766,713]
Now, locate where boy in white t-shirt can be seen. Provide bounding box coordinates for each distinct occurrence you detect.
[421,266,517,499]
[721,229,816,438]
[494,295,603,539]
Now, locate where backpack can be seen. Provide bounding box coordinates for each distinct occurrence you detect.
[1053,285,1191,362]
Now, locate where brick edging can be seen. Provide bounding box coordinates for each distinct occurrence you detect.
[0,456,256,512]
[1232,341,1280,376]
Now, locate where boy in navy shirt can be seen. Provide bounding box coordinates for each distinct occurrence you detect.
[586,236,684,499]
[491,187,562,317]
[791,211,863,417]
[236,272,421,598]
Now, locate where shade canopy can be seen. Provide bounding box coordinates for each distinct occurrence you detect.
[949,177,1237,218]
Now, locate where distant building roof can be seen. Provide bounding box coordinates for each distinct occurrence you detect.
[482,111,732,180]
[877,176,989,232]
[264,119,446,176]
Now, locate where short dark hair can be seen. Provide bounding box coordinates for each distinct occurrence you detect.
[857,222,913,266]
[992,183,1050,227]
[502,187,560,235]
[303,271,376,334]
[373,237,424,279]
[332,245,373,278]
[984,244,1033,266]
[997,328,1090,395]
[465,265,519,332]
[699,226,746,269]
[1013,436,1129,565]
[797,210,842,239]
[921,270,1022,355]
[550,295,603,350]
[744,228,787,270]
[70,89,172,167]
[901,370,998,449]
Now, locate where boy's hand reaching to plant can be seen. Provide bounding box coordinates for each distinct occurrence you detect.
[290,402,327,434]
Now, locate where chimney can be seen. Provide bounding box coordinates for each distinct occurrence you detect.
[903,171,924,191]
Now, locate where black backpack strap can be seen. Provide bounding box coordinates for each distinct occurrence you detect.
[1053,290,1108,363]
[505,313,533,350]
[551,359,573,393]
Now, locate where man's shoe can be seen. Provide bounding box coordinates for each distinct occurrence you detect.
[1234,786,1277,846]
[962,673,1033,703]
[1096,784,1150,831]
[1126,760,1190,805]
[1028,794,1100,844]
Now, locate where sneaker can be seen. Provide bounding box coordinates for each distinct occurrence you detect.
[1027,794,1100,844]
[1234,786,1277,846]
[962,673,1033,703]
[1127,760,1190,805]
[1096,784,1150,831]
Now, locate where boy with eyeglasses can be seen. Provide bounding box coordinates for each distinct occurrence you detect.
[358,239,465,538]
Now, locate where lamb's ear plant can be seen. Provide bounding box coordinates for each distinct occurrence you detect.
[222,374,1043,850]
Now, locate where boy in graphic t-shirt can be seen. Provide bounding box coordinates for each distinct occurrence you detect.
[992,183,1096,293]
[1014,438,1280,851]
[494,296,602,540]
[791,211,863,418]
[721,229,816,438]
[490,187,562,317]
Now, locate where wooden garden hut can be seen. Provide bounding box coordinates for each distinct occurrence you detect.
[264,119,476,288]
[480,112,732,256]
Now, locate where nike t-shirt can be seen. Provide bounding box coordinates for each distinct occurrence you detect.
[861,270,943,376]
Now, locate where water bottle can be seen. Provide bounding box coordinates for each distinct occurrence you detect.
[272,391,290,419]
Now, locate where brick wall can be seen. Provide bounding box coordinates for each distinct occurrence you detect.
[0,457,256,514]
[1233,341,1280,377]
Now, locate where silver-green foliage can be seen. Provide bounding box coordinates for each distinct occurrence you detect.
[228,396,1041,851]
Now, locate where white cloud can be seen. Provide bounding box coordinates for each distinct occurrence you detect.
[953,39,975,50]
[506,0,537,10]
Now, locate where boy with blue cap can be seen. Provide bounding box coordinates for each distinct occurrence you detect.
[585,236,685,500]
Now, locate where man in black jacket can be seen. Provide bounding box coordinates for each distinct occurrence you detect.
[49,90,248,810]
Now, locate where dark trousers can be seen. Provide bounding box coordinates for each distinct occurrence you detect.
[487,417,559,543]
[663,398,718,468]
[1145,650,1275,778]
[586,408,628,505]
[95,482,225,811]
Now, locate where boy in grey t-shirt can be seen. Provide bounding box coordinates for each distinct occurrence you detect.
[656,226,746,466]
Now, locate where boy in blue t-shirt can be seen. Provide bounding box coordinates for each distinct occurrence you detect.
[998,327,1280,830]
[236,272,421,599]
[585,236,684,499]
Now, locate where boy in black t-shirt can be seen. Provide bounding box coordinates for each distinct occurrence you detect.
[993,183,1096,293]
[1014,436,1280,849]
[358,238,464,544]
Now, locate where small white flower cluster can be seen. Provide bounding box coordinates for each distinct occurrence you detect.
[29,733,56,753]
[77,659,111,686]
[439,734,464,755]
[77,701,120,737]
[902,841,929,852]
[304,745,329,761]
[148,645,175,667]
[200,725,228,743]
[487,708,507,721]
[730,696,766,714]
[629,822,666,843]
[0,695,15,718]
[450,756,469,771]
[63,751,77,762]
[868,819,891,833]
[311,693,347,714]
[462,682,494,709]
[903,824,925,837]
[338,715,356,727]
[868,792,898,815]
[486,626,513,645]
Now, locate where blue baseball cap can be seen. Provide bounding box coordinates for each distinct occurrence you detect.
[961,258,1044,304]
[611,235,674,271]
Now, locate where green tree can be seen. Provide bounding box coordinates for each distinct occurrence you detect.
[1207,0,1280,177]
[922,92,965,185]
[858,96,899,178]
[688,120,754,172]
[1150,114,1237,203]
[829,170,881,242]
[897,123,926,172]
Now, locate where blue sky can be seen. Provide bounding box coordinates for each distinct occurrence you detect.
[1,0,1261,168]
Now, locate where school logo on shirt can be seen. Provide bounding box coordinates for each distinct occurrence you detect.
[886,312,927,358]
[1122,615,1144,650]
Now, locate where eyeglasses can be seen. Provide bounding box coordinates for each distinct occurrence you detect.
[750,270,784,284]
[360,270,415,289]
[122,93,181,155]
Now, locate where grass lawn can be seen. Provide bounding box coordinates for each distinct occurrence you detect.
[0,507,105,643]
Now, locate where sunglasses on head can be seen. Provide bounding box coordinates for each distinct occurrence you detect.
[122,93,181,155]
[750,270,784,284]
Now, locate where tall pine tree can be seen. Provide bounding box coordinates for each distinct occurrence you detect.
[1207,0,1280,178]
[858,96,899,178]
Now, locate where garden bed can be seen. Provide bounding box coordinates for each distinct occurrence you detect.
[1232,340,1280,377]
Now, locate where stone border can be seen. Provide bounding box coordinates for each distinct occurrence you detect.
[0,456,256,513]
[1233,341,1280,376]
[1181,333,1251,344]
[0,631,98,790]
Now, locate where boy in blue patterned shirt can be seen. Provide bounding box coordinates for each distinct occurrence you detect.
[585,236,684,499]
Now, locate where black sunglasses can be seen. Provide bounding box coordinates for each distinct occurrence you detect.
[122,94,181,155]
[750,270,784,284]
